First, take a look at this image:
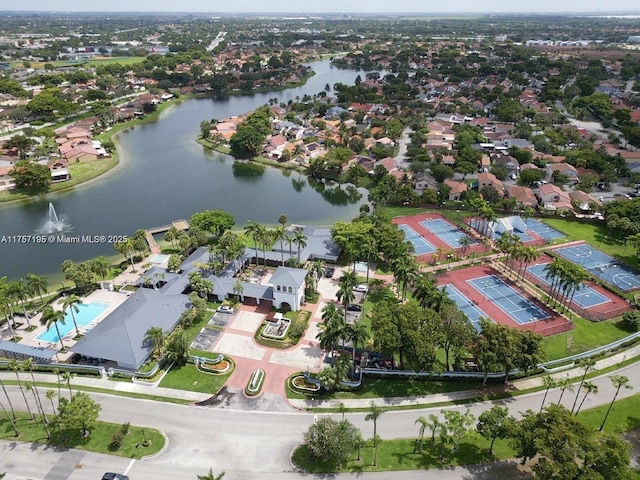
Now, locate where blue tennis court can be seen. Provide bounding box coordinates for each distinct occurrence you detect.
[554,244,640,292]
[525,219,565,241]
[468,275,549,325]
[442,284,492,331]
[398,224,436,255]
[526,263,610,308]
[419,218,477,249]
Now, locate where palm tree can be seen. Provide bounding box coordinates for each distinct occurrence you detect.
[540,375,557,412]
[45,390,57,415]
[293,230,307,264]
[9,279,32,328]
[26,273,48,303]
[426,414,441,447]
[40,306,67,351]
[336,271,358,321]
[273,225,286,266]
[196,468,225,480]
[244,220,263,266]
[62,294,83,338]
[316,303,345,356]
[345,321,369,374]
[61,371,75,399]
[144,327,166,359]
[415,416,429,454]
[459,236,472,255]
[599,375,633,431]
[0,376,16,419]
[518,246,539,280]
[91,257,111,282]
[574,381,599,416]
[0,295,17,342]
[8,359,34,421]
[365,402,385,466]
[571,358,596,414]
[0,397,19,437]
[556,376,574,406]
[23,358,48,428]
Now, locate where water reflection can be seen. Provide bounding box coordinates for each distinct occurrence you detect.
[231,160,266,180]
[291,177,306,192]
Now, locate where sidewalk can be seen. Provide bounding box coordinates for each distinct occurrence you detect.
[287,343,640,410]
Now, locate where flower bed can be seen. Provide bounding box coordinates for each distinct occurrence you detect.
[245,368,266,396]
[198,359,231,374]
[291,374,320,392]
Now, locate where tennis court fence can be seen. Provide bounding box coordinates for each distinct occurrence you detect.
[522,269,630,321]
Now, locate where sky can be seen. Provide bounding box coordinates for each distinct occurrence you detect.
[2,0,640,14]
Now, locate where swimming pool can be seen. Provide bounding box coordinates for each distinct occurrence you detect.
[149,253,170,264]
[37,301,111,344]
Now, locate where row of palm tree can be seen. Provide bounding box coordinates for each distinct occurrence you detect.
[543,257,589,313]
[0,274,49,336]
[0,359,76,438]
[244,217,308,267]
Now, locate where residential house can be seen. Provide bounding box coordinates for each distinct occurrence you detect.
[507,185,538,207]
[478,171,504,195]
[444,179,467,201]
[546,163,579,183]
[569,190,600,211]
[537,184,573,211]
[493,155,520,173]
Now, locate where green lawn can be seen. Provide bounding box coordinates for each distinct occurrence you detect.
[544,218,638,268]
[331,376,482,400]
[158,359,233,394]
[0,413,164,458]
[542,315,632,360]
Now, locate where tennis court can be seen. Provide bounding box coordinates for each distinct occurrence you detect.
[419,218,477,249]
[526,263,610,308]
[501,229,534,243]
[468,275,549,325]
[442,284,492,331]
[525,219,565,241]
[398,224,436,255]
[554,244,640,292]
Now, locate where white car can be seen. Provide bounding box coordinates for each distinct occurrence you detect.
[216,305,235,314]
[353,284,369,293]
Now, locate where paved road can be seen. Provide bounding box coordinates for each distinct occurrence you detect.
[1,360,639,480]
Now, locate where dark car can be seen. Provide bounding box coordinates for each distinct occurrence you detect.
[102,473,129,480]
[346,304,363,312]
[325,266,335,278]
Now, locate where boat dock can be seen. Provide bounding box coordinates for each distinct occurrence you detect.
[145,219,190,253]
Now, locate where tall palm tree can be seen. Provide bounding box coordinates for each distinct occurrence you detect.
[196,468,225,480]
[0,397,19,436]
[91,257,111,282]
[23,358,48,428]
[316,303,345,356]
[459,236,472,255]
[40,306,67,351]
[365,402,385,466]
[345,321,369,374]
[0,294,18,342]
[61,371,75,399]
[8,359,34,421]
[415,416,429,454]
[518,246,539,280]
[45,390,57,416]
[574,381,599,416]
[244,220,263,266]
[336,271,358,321]
[571,357,597,414]
[273,225,286,266]
[540,375,557,412]
[0,376,16,419]
[599,375,633,431]
[144,327,166,359]
[426,414,441,447]
[9,279,33,328]
[26,273,48,303]
[62,294,83,338]
[556,376,574,406]
[293,230,307,265]
[412,273,438,309]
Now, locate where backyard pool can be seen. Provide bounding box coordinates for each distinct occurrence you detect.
[37,301,111,344]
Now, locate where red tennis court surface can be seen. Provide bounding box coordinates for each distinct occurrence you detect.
[392,212,486,262]
[437,264,573,336]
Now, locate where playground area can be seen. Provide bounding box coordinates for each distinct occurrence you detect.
[437,265,572,336]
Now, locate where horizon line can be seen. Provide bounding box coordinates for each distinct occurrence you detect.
[2,10,640,15]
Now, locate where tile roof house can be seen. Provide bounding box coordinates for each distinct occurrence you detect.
[537,184,573,211]
[507,185,538,207]
[478,171,504,196]
[444,179,467,201]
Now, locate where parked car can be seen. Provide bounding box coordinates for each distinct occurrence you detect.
[325,266,335,278]
[216,305,235,314]
[353,284,368,293]
[346,304,363,312]
[102,474,129,480]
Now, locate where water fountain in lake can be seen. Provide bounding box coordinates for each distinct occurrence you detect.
[38,202,72,233]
